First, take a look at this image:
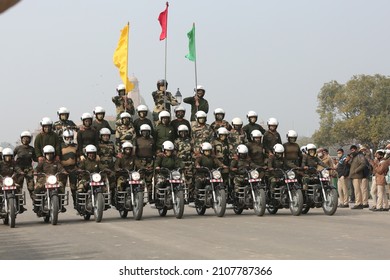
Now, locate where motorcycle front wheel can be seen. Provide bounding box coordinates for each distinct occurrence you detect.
[289,189,303,216]
[196,204,206,215]
[253,189,266,217]
[301,204,311,214]
[158,206,168,217]
[322,188,338,215]
[119,209,128,218]
[8,198,16,228]
[173,190,184,219]
[94,193,104,223]
[233,205,244,215]
[132,192,144,220]
[213,189,226,217]
[50,195,59,225]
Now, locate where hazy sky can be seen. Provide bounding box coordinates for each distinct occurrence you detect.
[1,0,390,145]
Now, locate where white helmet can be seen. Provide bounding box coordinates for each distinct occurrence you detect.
[196,85,205,92]
[81,113,93,121]
[20,131,32,138]
[251,129,263,139]
[287,130,298,138]
[267,117,279,126]
[43,145,55,154]
[93,106,105,115]
[217,127,229,136]
[2,147,13,157]
[273,144,284,153]
[177,125,189,132]
[137,104,148,112]
[158,111,171,121]
[174,106,186,113]
[116,84,126,91]
[85,144,97,153]
[246,111,258,119]
[162,141,174,151]
[306,143,317,151]
[122,141,133,151]
[99,128,111,136]
[120,112,131,119]
[214,108,225,115]
[237,144,248,154]
[195,110,207,119]
[40,117,53,126]
[201,142,213,151]
[232,117,243,126]
[57,107,69,116]
[300,145,307,154]
[63,129,74,144]
[140,124,151,133]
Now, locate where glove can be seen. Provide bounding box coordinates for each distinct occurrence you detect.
[80,155,86,161]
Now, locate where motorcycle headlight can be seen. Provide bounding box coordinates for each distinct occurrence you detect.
[47,175,57,184]
[250,170,259,179]
[4,177,14,187]
[321,169,330,178]
[287,171,296,180]
[172,171,181,180]
[131,172,141,181]
[92,173,102,183]
[212,170,222,179]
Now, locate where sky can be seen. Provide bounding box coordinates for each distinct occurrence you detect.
[1,0,390,145]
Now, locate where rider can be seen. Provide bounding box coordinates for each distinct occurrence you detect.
[34,145,67,212]
[115,112,136,152]
[114,141,136,192]
[267,144,288,191]
[170,106,191,139]
[0,147,26,212]
[133,104,154,137]
[152,79,180,124]
[14,131,37,201]
[77,113,99,159]
[229,117,248,157]
[210,108,232,137]
[112,83,135,121]
[154,111,175,154]
[183,85,209,123]
[34,117,61,163]
[283,130,302,167]
[59,129,78,208]
[247,130,266,167]
[262,117,282,157]
[53,107,78,142]
[92,106,115,134]
[301,143,329,189]
[212,127,231,183]
[243,111,266,142]
[191,110,213,156]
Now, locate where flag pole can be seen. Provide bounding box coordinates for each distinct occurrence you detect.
[125,21,130,113]
[163,2,169,113]
[193,22,198,111]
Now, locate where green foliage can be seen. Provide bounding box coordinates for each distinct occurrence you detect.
[313,74,390,148]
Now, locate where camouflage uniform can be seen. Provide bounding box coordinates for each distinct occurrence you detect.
[112,95,135,120]
[230,157,259,192]
[194,154,225,190]
[0,161,23,193]
[247,142,266,167]
[154,154,184,197]
[151,90,179,122]
[301,154,328,189]
[114,154,135,191]
[191,123,213,155]
[77,158,108,193]
[283,142,302,168]
[174,137,194,196]
[53,120,78,142]
[210,120,232,138]
[98,140,116,190]
[14,144,37,198]
[134,136,155,198]
[267,154,287,190]
[115,124,136,152]
[34,160,66,194]
[183,96,209,122]
[228,129,248,158]
[262,130,282,155]
[212,138,231,183]
[60,142,78,205]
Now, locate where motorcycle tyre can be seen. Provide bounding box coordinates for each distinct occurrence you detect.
[196,205,206,215]
[8,198,16,228]
[253,189,266,217]
[84,213,91,220]
[233,205,244,215]
[301,204,311,214]
[289,189,303,216]
[322,188,338,216]
[158,206,168,217]
[267,203,279,214]
[119,209,128,218]
[213,189,226,217]
[173,190,184,219]
[94,192,104,223]
[132,191,144,220]
[50,195,59,225]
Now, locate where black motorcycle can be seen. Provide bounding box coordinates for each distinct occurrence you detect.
[76,170,110,222]
[0,175,25,228]
[151,167,185,219]
[34,172,69,225]
[301,167,338,215]
[229,168,266,216]
[265,168,303,216]
[193,167,226,217]
[115,169,146,220]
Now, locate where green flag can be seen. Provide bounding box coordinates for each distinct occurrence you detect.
[185,24,196,61]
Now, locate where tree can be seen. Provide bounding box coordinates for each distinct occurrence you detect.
[313,74,390,149]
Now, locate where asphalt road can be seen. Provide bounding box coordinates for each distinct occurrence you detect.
[1,195,390,260]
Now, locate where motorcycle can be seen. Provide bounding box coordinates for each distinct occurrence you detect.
[76,170,110,222]
[265,168,303,216]
[192,167,226,217]
[115,169,146,220]
[301,167,338,215]
[151,167,185,219]
[34,172,69,225]
[229,168,266,216]
[0,175,25,228]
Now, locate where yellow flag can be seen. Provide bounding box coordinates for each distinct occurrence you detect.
[113,23,134,92]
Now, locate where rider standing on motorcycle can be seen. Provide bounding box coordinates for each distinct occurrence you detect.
[170,106,191,140]
[228,118,248,157]
[152,79,180,124]
[267,144,288,191]
[59,129,78,208]
[243,111,266,142]
[14,131,37,201]
[154,111,175,154]
[0,148,26,213]
[34,117,61,164]
[112,83,135,121]
[191,111,213,157]
[115,112,136,153]
[174,125,194,199]
[230,144,259,193]
[212,127,231,184]
[98,128,117,204]
[283,130,302,167]
[247,130,266,167]
[34,145,67,212]
[115,142,136,191]
[210,108,232,138]
[133,105,154,137]
[262,118,282,157]
[92,106,115,134]
[301,144,329,189]
[53,107,78,142]
[194,142,227,192]
[77,113,99,160]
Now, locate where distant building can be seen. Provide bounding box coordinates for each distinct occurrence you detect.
[128,76,141,108]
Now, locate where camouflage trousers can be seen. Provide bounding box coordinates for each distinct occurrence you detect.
[135,158,154,195]
[59,166,78,192]
[15,166,34,197]
[101,163,116,190]
[233,175,245,192]
[35,178,65,194]
[77,179,108,193]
